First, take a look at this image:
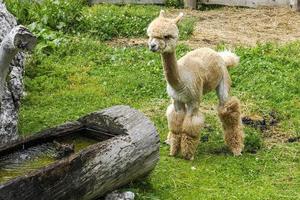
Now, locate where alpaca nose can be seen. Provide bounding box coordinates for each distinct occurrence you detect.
[150,43,158,52]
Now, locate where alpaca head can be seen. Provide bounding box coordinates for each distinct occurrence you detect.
[147,10,183,53]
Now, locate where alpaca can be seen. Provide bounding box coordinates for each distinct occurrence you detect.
[0,25,36,107]
[147,11,244,160]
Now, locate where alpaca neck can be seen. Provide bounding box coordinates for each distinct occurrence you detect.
[161,51,181,89]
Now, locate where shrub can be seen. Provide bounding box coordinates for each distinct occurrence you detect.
[5,0,86,32]
[165,0,183,8]
[5,1,194,42]
[78,4,160,40]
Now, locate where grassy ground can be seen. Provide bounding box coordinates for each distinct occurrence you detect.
[5,1,300,199]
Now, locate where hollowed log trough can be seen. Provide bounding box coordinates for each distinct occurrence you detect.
[0,106,160,200]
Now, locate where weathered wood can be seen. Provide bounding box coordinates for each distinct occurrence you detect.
[290,0,300,10]
[184,0,197,9]
[88,0,165,5]
[0,105,160,200]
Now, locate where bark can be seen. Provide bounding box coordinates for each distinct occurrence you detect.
[0,105,160,200]
[0,2,36,144]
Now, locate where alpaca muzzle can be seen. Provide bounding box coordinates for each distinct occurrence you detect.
[149,43,159,52]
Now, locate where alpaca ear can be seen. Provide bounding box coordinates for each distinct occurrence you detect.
[174,12,184,24]
[159,10,165,18]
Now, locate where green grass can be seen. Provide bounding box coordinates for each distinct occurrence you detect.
[4,2,299,199]
[19,36,300,199]
[5,1,195,40]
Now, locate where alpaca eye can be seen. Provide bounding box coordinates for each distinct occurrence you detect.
[164,35,172,39]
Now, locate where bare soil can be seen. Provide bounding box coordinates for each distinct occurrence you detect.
[108,7,300,48]
[182,6,300,48]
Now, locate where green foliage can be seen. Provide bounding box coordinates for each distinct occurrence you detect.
[27,25,67,56]
[179,18,196,40]
[244,128,263,153]
[5,0,86,31]
[5,0,85,56]
[78,4,160,40]
[5,1,194,41]
[165,0,183,8]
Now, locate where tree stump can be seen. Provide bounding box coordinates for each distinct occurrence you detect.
[0,106,160,200]
[0,2,25,143]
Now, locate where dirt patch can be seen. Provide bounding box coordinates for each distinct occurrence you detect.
[242,110,279,132]
[177,7,300,48]
[107,7,300,48]
[241,111,297,147]
[287,136,300,143]
[264,130,295,146]
[105,38,147,47]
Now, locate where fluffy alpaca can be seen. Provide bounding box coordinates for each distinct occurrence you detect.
[147,11,244,160]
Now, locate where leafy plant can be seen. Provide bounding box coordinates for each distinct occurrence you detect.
[78,4,160,40]
[5,0,86,31]
[179,17,196,40]
[165,0,183,8]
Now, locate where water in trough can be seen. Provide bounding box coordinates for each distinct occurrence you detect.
[0,129,112,184]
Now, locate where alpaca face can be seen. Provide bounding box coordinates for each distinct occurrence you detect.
[147,11,183,53]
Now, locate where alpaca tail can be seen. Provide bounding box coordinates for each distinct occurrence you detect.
[218,51,240,68]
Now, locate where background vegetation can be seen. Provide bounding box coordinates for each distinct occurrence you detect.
[4,0,300,199]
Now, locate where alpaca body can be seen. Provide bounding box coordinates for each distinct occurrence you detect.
[147,11,244,160]
[167,48,226,104]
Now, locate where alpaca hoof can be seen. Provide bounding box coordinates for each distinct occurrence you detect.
[169,146,180,157]
[164,139,170,145]
[181,133,199,161]
[169,144,180,156]
[169,152,176,157]
[182,153,194,161]
[233,152,242,156]
[232,149,242,156]
[168,132,181,156]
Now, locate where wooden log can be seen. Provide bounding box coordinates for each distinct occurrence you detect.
[0,105,160,200]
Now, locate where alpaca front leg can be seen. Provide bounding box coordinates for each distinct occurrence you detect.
[166,101,186,156]
[181,104,204,160]
[218,97,244,156]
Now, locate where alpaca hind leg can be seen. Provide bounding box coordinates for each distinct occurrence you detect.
[217,80,244,155]
[216,76,231,106]
[166,100,186,156]
[181,102,204,160]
